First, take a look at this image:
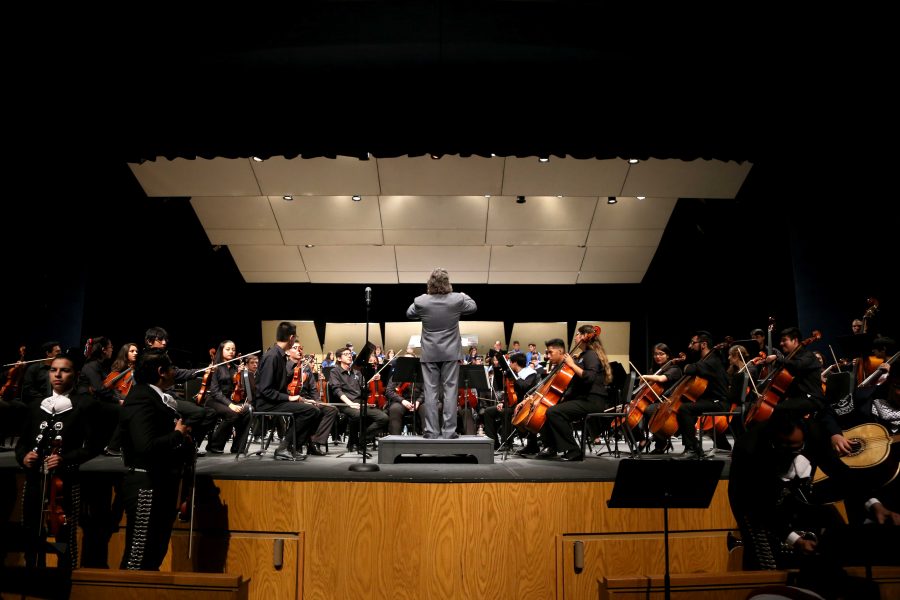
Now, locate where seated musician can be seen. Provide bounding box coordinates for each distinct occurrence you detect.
[288,341,336,456]
[729,410,899,597]
[384,371,424,436]
[636,343,683,453]
[677,331,732,456]
[536,326,613,462]
[483,353,535,450]
[328,346,388,453]
[15,350,102,569]
[724,344,757,440]
[205,340,252,454]
[759,327,851,455]
[256,322,321,461]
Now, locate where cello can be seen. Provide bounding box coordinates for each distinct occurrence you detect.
[856,297,883,384]
[648,340,730,438]
[744,330,822,425]
[619,353,686,430]
[511,326,601,434]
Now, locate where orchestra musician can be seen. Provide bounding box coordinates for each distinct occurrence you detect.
[288,341,337,456]
[328,346,388,453]
[483,353,536,450]
[676,332,732,457]
[759,327,850,455]
[15,350,102,569]
[205,340,253,454]
[255,322,321,461]
[637,343,684,453]
[384,368,424,436]
[22,341,61,404]
[537,327,613,462]
[118,348,193,570]
[144,327,218,455]
[405,268,477,439]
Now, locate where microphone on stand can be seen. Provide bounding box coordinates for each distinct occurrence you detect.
[365,287,372,306]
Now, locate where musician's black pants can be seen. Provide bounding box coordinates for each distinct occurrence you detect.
[120,470,178,571]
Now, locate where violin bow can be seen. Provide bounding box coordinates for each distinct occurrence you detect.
[365,351,402,384]
[736,351,762,399]
[192,350,261,375]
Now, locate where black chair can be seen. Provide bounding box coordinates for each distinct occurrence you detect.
[581,370,638,458]
[235,411,297,460]
[697,371,748,453]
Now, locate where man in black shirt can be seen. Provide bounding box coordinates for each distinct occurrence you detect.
[287,341,336,456]
[328,346,388,452]
[256,322,321,460]
[22,340,61,404]
[677,331,732,457]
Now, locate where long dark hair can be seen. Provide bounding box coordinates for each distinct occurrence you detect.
[577,324,612,384]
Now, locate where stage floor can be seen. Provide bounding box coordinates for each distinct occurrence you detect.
[1,434,734,483]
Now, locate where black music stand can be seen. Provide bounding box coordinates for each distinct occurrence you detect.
[493,354,516,454]
[458,365,489,436]
[390,356,423,435]
[836,332,876,359]
[607,459,724,600]
[349,341,378,472]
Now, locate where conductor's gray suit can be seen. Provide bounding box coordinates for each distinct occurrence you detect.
[406,292,477,438]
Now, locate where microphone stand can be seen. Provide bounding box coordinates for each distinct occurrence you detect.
[350,287,380,473]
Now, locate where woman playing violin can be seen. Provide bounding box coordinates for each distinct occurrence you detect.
[537,325,613,461]
[205,340,252,454]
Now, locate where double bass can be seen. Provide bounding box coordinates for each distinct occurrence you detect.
[856,297,883,385]
[744,330,822,425]
[512,326,601,434]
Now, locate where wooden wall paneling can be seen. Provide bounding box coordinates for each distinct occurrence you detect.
[560,532,732,600]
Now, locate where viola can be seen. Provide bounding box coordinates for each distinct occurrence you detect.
[619,353,686,430]
[194,367,213,405]
[745,330,821,425]
[512,326,601,434]
[287,347,306,396]
[395,382,411,396]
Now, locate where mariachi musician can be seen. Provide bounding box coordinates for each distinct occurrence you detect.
[531,325,613,462]
[15,350,102,569]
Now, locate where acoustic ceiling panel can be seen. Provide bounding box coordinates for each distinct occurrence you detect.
[378,155,504,196]
[502,157,629,197]
[252,156,381,196]
[131,158,261,197]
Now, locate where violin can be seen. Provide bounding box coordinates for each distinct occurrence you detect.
[368,378,387,409]
[1,346,27,400]
[618,353,686,430]
[44,435,66,537]
[287,347,306,396]
[230,356,247,403]
[193,348,216,405]
[457,387,478,409]
[745,330,822,425]
[103,367,134,400]
[512,326,600,434]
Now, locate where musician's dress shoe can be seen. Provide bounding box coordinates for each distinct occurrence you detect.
[307,443,326,456]
[560,449,584,462]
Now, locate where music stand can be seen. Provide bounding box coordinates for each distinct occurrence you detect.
[836,332,876,359]
[607,459,724,600]
[390,356,423,434]
[350,341,378,472]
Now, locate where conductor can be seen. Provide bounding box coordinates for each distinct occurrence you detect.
[406,268,477,439]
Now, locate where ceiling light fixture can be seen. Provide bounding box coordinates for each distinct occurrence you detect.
[305,244,314,248]
[352,195,362,201]
[628,158,639,164]
[484,194,491,198]
[516,196,526,204]
[490,153,497,157]
[557,195,563,198]
[251,156,263,162]
[538,156,550,163]
[636,196,646,200]
[283,195,293,201]
[430,154,440,160]
[607,196,618,204]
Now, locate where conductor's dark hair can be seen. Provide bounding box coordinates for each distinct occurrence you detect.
[134,348,172,385]
[426,268,453,294]
[275,321,297,342]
